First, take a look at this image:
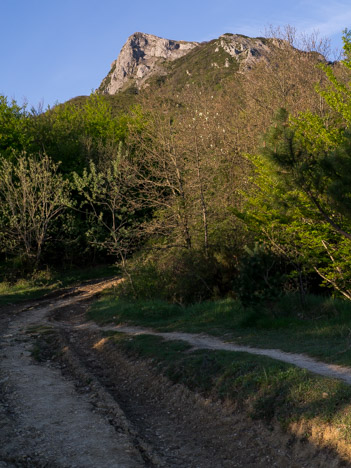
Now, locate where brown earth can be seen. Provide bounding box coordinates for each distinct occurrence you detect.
[0,279,350,467]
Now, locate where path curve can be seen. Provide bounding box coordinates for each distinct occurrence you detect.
[0,278,145,468]
[80,324,351,385]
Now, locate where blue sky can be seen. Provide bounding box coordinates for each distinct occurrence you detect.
[1,0,350,109]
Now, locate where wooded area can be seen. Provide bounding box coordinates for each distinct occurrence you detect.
[1,29,351,308]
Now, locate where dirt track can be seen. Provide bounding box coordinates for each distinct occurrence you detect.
[0,279,350,467]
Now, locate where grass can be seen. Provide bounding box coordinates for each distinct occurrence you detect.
[0,264,120,306]
[88,292,351,367]
[86,290,351,456]
[101,332,351,446]
[81,260,351,459]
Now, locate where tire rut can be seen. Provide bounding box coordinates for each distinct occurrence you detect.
[0,278,146,468]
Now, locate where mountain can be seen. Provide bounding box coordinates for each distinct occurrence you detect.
[98,32,199,94]
[98,32,291,95]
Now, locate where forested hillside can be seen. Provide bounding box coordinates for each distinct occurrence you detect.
[1,28,351,309]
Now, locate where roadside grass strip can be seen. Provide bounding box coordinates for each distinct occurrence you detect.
[87,293,351,456]
[100,332,351,456]
[88,295,351,367]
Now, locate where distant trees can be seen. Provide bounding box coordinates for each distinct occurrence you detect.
[122,85,251,301]
[0,93,134,273]
[130,85,248,252]
[0,96,31,158]
[27,94,129,173]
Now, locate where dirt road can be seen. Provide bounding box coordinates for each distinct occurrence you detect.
[0,279,145,467]
[0,279,349,467]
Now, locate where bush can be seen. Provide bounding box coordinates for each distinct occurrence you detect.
[235,243,287,307]
[119,248,226,304]
[163,249,222,304]
[117,261,171,301]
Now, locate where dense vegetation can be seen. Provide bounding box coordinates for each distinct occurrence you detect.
[2,28,351,314]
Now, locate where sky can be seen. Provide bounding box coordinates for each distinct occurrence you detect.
[1,0,350,109]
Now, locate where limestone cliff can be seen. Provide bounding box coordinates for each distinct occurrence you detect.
[99,32,199,94]
[217,34,285,70]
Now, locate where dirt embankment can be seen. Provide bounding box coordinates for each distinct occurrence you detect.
[0,280,349,467]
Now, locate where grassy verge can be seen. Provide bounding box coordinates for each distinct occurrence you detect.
[101,331,351,456]
[88,293,351,367]
[87,289,351,458]
[0,265,119,306]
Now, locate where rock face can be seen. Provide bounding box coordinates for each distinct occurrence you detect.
[98,32,291,95]
[217,34,283,70]
[99,32,199,94]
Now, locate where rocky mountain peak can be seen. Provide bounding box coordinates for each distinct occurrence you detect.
[99,32,199,94]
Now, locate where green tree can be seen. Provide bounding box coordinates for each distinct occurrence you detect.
[0,95,31,158]
[73,144,142,266]
[242,30,351,299]
[28,94,129,173]
[0,153,70,270]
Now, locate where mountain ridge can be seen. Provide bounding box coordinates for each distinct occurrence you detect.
[98,31,295,95]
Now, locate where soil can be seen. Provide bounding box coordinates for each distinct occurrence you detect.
[0,279,350,467]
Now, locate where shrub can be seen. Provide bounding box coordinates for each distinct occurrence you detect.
[119,248,226,304]
[235,243,287,306]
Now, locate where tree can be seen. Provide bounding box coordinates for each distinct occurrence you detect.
[128,97,194,250]
[241,30,351,299]
[129,84,248,257]
[28,94,129,174]
[0,153,70,270]
[0,95,31,158]
[73,144,142,267]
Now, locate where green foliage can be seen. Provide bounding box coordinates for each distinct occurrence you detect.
[67,90,140,116]
[0,153,70,270]
[119,248,228,304]
[239,30,351,299]
[0,95,31,158]
[160,249,223,303]
[115,261,171,301]
[235,243,286,306]
[28,94,129,173]
[0,91,144,273]
[73,145,144,262]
